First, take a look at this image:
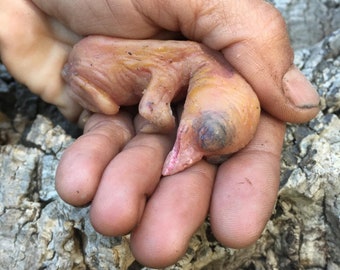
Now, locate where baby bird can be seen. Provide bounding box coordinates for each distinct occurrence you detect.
[62,36,260,175]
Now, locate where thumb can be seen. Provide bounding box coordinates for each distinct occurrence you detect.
[133,0,320,123]
[216,2,320,123]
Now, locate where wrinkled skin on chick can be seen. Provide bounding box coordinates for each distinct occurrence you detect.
[63,36,260,175]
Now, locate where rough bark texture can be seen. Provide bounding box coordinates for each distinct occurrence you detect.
[0,0,339,269]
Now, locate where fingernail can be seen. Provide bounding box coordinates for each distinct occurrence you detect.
[77,109,92,129]
[282,66,320,109]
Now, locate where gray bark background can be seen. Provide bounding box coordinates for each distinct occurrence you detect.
[0,0,339,269]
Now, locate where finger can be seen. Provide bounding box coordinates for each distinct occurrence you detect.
[89,119,175,236]
[35,0,321,123]
[55,112,134,206]
[209,112,285,248]
[0,0,82,120]
[129,161,216,268]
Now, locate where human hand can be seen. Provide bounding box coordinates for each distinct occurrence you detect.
[0,0,320,268]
